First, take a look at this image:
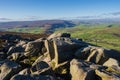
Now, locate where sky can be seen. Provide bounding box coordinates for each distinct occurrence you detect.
[0,0,120,21]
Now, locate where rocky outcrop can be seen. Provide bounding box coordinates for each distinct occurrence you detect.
[0,33,120,80]
[46,36,88,67]
[70,59,120,80]
[95,69,120,80]
[47,33,71,40]
[75,46,116,65]
[70,59,97,80]
[0,60,21,80]
[10,74,59,80]
[24,40,44,56]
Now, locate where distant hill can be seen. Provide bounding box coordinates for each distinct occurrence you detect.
[0,20,75,28]
[0,20,75,33]
[72,18,120,25]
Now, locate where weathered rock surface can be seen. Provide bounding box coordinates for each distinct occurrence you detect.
[0,60,21,80]
[0,33,120,80]
[47,33,71,40]
[103,58,120,67]
[10,74,59,80]
[96,69,120,80]
[18,68,31,75]
[24,40,44,56]
[46,37,88,67]
[70,59,97,80]
[7,46,25,56]
[75,46,113,65]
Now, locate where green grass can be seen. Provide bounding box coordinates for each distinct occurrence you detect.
[4,27,46,34]
[55,23,120,50]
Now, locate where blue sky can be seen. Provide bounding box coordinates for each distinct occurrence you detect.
[0,0,120,21]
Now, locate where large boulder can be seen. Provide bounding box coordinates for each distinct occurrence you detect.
[45,37,87,67]
[31,55,54,75]
[0,60,21,80]
[75,46,109,64]
[32,54,51,67]
[103,58,120,67]
[52,61,70,80]
[24,40,44,56]
[70,59,120,80]
[70,59,97,80]
[96,69,120,80]
[47,33,71,40]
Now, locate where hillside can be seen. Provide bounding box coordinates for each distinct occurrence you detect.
[55,24,120,50]
[0,20,75,33]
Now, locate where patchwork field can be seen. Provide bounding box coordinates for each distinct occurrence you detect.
[55,24,120,50]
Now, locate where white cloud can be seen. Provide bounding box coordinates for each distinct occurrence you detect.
[0,17,12,20]
[23,16,42,20]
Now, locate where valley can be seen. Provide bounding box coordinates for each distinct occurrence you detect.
[1,22,120,51]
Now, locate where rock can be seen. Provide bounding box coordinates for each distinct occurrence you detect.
[0,52,6,60]
[103,58,120,76]
[35,37,46,42]
[7,46,25,56]
[7,52,24,61]
[52,61,70,80]
[0,33,120,80]
[16,40,27,48]
[0,60,21,80]
[2,43,14,53]
[108,65,120,74]
[19,59,31,68]
[22,59,31,64]
[48,33,71,40]
[45,37,87,67]
[10,74,32,80]
[33,67,54,76]
[104,49,120,62]
[103,58,120,67]
[86,47,109,64]
[10,74,59,80]
[96,69,120,80]
[32,54,51,67]
[44,40,55,61]
[31,60,54,76]
[75,46,91,60]
[75,46,109,65]
[31,55,54,76]
[76,38,83,41]
[31,61,49,72]
[24,40,44,56]
[70,59,96,80]
[19,68,31,75]
[0,34,22,42]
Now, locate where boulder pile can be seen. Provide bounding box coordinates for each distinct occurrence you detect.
[0,33,120,80]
